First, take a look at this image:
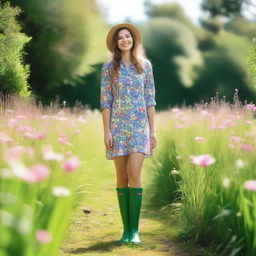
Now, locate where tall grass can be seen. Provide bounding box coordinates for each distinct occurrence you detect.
[0,94,90,256]
[146,92,256,256]
[144,133,181,209]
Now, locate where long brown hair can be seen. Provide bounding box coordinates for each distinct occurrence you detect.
[110,27,146,84]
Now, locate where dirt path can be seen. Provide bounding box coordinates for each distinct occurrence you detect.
[59,161,190,256]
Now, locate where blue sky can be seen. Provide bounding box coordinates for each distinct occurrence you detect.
[96,0,203,25]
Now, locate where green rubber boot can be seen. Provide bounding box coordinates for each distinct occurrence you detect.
[116,187,130,243]
[129,187,143,245]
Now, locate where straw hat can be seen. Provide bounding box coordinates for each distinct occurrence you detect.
[106,23,142,52]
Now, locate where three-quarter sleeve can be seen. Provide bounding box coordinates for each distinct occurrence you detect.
[100,63,113,110]
[144,61,156,108]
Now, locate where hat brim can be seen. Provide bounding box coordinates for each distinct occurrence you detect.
[106,23,142,53]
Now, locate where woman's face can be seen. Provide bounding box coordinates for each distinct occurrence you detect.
[117,29,134,52]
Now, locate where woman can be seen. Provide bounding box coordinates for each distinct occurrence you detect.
[100,23,157,245]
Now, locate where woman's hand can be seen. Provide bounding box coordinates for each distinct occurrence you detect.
[104,131,113,151]
[150,131,157,150]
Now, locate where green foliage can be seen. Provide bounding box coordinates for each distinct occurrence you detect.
[249,40,256,73]
[9,0,107,103]
[224,15,256,39]
[145,133,180,209]
[200,17,224,34]
[247,40,256,90]
[238,188,256,255]
[201,0,246,17]
[141,18,202,109]
[200,1,255,40]
[144,2,194,28]
[0,2,31,96]
[51,63,102,109]
[191,30,256,103]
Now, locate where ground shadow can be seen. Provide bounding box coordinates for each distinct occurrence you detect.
[68,240,123,254]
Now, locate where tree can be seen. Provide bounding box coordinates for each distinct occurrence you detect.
[8,0,107,104]
[144,1,193,28]
[0,2,31,96]
[141,18,202,109]
[201,0,256,38]
[201,0,246,17]
[190,31,256,104]
[224,15,256,39]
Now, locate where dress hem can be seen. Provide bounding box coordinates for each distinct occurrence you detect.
[106,150,152,160]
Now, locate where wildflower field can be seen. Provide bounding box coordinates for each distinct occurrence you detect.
[147,91,256,256]
[0,95,90,256]
[0,92,256,256]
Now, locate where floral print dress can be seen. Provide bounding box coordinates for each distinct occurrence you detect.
[100,59,156,160]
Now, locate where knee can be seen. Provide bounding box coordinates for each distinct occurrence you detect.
[119,170,128,180]
[128,170,140,183]
[117,177,128,188]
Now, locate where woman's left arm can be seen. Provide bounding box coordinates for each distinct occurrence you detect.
[147,106,156,133]
[144,61,157,149]
[147,106,157,149]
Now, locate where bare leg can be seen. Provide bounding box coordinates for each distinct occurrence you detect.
[127,152,145,188]
[113,155,129,188]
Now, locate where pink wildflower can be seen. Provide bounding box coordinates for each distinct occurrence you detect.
[24,132,35,139]
[8,161,49,183]
[0,133,13,144]
[8,118,18,127]
[25,164,50,183]
[63,156,80,173]
[230,136,243,143]
[36,230,52,244]
[244,180,256,191]
[58,134,72,146]
[195,137,206,142]
[246,104,256,110]
[240,144,253,152]
[190,154,216,167]
[34,132,46,140]
[73,129,80,134]
[245,120,253,125]
[17,125,33,133]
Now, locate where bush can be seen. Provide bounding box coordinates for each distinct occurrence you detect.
[0,3,31,96]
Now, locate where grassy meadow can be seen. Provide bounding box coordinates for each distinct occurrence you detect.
[146,93,256,256]
[0,92,256,256]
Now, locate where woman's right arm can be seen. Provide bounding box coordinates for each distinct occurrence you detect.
[100,64,114,151]
[102,108,113,151]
